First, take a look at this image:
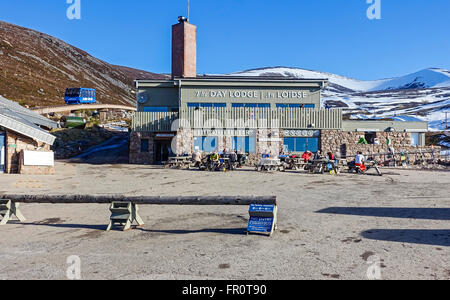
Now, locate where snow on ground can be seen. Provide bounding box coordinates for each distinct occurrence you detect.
[227,67,450,130]
[232,67,388,92]
[232,67,450,92]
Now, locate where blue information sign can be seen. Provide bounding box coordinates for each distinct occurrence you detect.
[248,216,274,233]
[247,204,276,234]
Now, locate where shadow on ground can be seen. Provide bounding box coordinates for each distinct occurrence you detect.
[362,229,450,247]
[137,227,247,235]
[18,222,247,235]
[20,222,107,231]
[316,207,450,221]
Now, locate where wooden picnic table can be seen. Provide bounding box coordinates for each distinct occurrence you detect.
[256,158,284,172]
[166,156,193,169]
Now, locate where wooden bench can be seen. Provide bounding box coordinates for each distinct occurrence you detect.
[0,195,278,235]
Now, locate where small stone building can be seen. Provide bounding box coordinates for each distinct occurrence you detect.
[0,96,57,174]
[129,17,435,165]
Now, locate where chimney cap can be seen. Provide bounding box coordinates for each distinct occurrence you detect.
[177,16,189,23]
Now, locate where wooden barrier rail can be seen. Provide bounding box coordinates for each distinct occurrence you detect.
[0,195,278,235]
[0,195,277,205]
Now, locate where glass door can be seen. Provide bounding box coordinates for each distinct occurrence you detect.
[0,131,5,173]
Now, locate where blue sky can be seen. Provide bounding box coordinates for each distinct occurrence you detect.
[0,0,449,80]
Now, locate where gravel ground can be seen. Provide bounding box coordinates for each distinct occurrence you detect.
[0,162,449,280]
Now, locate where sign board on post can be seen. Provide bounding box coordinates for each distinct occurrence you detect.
[247,204,278,236]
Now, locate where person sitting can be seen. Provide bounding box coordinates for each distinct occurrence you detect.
[355,151,366,172]
[314,150,323,160]
[279,150,288,159]
[302,151,313,163]
[327,152,335,160]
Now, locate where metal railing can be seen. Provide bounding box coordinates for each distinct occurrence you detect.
[132,108,343,132]
[344,149,449,166]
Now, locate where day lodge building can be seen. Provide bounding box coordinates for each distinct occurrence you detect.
[130,17,432,165]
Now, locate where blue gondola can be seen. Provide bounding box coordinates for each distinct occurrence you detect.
[64,88,96,105]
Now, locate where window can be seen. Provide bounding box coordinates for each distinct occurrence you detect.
[284,137,319,153]
[140,139,149,152]
[232,136,256,154]
[187,103,226,108]
[143,107,178,112]
[276,104,315,108]
[411,133,420,146]
[0,131,5,173]
[232,103,271,108]
[194,136,218,152]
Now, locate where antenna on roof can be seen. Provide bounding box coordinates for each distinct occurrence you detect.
[188,0,190,22]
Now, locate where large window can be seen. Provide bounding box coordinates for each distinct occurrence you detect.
[232,136,256,154]
[194,136,218,152]
[276,104,315,109]
[284,137,319,153]
[143,107,178,112]
[187,103,226,108]
[232,103,271,108]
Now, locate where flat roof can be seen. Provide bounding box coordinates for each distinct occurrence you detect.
[135,76,329,88]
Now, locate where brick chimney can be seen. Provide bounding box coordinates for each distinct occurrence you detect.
[172,16,197,79]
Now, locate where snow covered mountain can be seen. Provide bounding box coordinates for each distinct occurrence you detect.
[231,67,450,131]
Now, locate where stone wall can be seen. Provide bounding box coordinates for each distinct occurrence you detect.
[247,129,284,166]
[321,130,439,163]
[175,128,193,155]
[5,130,53,174]
[129,131,154,164]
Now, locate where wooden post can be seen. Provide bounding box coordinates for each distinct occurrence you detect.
[0,200,26,225]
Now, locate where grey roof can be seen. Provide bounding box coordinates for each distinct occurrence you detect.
[0,96,56,145]
[136,76,329,83]
[0,96,57,129]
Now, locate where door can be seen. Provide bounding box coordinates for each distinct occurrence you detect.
[0,131,5,173]
[154,140,171,164]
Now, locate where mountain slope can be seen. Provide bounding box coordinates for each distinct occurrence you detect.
[0,21,167,107]
[233,66,450,92]
[231,67,450,130]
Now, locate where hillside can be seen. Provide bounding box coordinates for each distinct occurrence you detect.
[232,67,450,130]
[0,21,167,107]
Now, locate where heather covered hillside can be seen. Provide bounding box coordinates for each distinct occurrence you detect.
[0,21,167,107]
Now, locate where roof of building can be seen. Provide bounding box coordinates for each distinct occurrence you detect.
[135,75,329,88]
[0,96,58,129]
[136,75,328,82]
[0,96,56,145]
